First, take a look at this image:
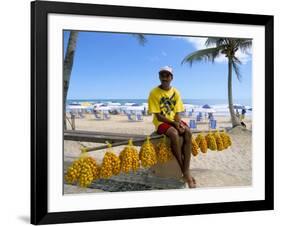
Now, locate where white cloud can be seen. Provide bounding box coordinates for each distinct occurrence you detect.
[184,37,207,50]
[180,37,252,64]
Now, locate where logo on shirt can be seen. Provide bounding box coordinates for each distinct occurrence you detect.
[159,92,176,116]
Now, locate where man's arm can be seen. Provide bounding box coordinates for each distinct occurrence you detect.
[174,112,181,123]
[174,112,186,134]
[175,112,187,127]
[155,113,180,129]
[173,90,186,132]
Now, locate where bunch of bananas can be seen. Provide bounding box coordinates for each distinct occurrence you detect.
[99,149,121,179]
[213,131,224,151]
[139,136,158,168]
[191,136,199,156]
[155,136,173,163]
[65,152,100,188]
[78,157,96,187]
[195,133,208,153]
[119,139,140,173]
[64,159,82,184]
[219,131,232,149]
[110,152,121,175]
[205,132,217,151]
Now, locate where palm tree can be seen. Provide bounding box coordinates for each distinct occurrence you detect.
[63,31,79,130]
[181,38,252,128]
[63,32,146,129]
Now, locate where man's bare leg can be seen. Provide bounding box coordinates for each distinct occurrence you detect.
[181,127,196,188]
[165,127,184,172]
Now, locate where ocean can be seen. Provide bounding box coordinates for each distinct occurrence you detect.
[67,98,252,107]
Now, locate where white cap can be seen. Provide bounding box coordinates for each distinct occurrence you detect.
[159,66,173,75]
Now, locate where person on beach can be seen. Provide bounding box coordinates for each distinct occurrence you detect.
[241,108,246,120]
[148,66,196,188]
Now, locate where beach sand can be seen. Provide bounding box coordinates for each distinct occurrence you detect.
[64,114,252,193]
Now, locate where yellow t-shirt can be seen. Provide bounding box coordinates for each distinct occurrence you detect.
[148,86,185,130]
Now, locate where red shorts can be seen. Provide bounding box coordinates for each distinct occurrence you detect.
[157,120,188,135]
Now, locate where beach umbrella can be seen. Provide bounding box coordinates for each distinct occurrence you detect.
[96,106,110,111]
[81,102,92,107]
[233,104,246,110]
[202,104,211,109]
[126,106,144,111]
[93,103,109,110]
[197,107,215,113]
[69,102,81,106]
[85,105,95,110]
[199,104,215,113]
[67,105,87,109]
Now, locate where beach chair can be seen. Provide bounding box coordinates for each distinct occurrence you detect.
[209,119,217,129]
[136,113,143,121]
[209,114,214,120]
[78,111,85,118]
[196,114,202,122]
[127,113,135,121]
[70,110,80,118]
[70,111,76,118]
[93,111,102,119]
[86,109,92,114]
[103,111,111,120]
[204,112,208,119]
[189,119,197,129]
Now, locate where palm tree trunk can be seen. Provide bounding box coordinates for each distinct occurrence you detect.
[63,31,78,130]
[227,58,241,127]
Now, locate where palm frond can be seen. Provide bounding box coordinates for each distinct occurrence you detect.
[205,38,227,47]
[132,34,147,46]
[183,37,251,82]
[205,38,220,46]
[181,46,223,66]
[236,39,252,53]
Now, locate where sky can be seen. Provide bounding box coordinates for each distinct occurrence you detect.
[64,31,252,101]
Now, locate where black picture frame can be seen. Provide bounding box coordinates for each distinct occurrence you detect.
[31,0,274,224]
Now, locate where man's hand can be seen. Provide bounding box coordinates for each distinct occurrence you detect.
[179,121,186,128]
[172,121,180,128]
[179,121,186,134]
[173,121,185,134]
[155,113,186,134]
